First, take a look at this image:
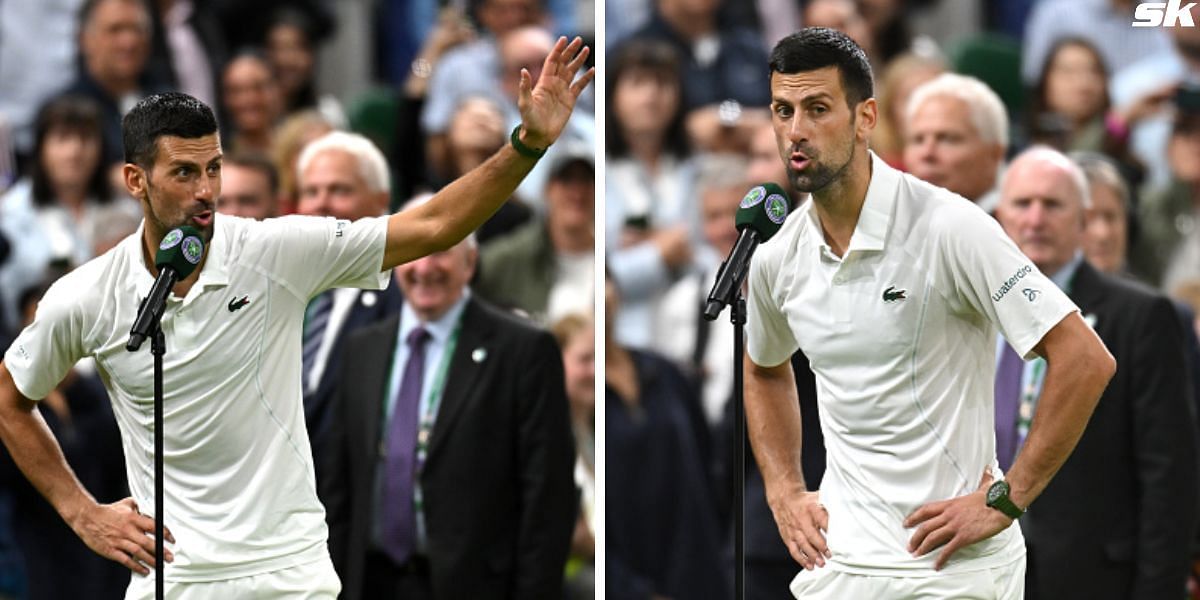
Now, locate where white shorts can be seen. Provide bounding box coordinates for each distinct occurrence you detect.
[789,557,1025,600]
[124,556,341,599]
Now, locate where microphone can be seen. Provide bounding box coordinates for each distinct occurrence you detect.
[703,183,793,321]
[127,226,205,351]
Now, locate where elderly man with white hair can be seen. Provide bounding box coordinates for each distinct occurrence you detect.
[294,131,406,471]
[903,73,1009,212]
[993,146,1198,600]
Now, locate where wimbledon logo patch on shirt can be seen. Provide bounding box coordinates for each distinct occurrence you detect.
[992,265,1033,302]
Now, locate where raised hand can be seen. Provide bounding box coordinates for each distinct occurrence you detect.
[71,496,175,575]
[904,468,1010,570]
[515,36,596,150]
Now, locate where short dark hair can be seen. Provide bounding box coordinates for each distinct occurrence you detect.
[31,95,112,206]
[769,27,874,107]
[122,92,218,168]
[224,151,280,196]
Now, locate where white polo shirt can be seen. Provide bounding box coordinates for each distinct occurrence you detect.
[746,152,1077,576]
[5,213,389,582]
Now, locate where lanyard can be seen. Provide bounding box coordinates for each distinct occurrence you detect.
[415,321,460,465]
[1014,268,1076,452]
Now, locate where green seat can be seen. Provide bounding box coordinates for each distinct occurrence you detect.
[949,33,1025,119]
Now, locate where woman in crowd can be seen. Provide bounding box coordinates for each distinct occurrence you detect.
[605,39,696,348]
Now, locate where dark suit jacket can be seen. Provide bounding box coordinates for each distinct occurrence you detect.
[319,297,575,600]
[306,285,403,481]
[1023,261,1199,599]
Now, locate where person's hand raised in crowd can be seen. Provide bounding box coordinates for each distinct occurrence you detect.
[1116,81,1179,129]
[515,36,595,151]
[405,8,476,97]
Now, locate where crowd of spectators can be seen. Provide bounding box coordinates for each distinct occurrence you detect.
[606,1,1200,599]
[0,0,594,598]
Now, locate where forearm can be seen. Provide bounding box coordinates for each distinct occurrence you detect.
[384,142,539,268]
[0,362,95,528]
[1005,318,1114,507]
[744,355,807,499]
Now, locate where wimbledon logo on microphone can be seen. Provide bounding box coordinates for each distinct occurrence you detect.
[159,229,184,250]
[765,194,788,225]
[740,186,766,208]
[182,236,203,265]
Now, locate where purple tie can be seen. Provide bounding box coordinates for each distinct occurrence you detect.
[381,326,430,565]
[994,343,1024,472]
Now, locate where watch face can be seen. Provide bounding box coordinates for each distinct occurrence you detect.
[987,481,1008,504]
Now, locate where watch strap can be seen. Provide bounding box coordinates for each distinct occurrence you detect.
[510,125,548,159]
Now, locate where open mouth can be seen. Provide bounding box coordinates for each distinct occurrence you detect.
[790,151,811,171]
[192,210,213,228]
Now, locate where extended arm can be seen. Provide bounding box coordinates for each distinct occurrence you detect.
[382,36,595,269]
[744,355,830,570]
[907,312,1115,568]
[1005,311,1115,507]
[0,361,171,574]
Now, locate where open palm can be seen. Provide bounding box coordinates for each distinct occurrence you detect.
[516,36,596,150]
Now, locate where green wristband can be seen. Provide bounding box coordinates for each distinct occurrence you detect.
[510,125,549,159]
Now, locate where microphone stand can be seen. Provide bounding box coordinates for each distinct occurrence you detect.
[730,293,746,600]
[152,325,165,600]
[128,294,167,600]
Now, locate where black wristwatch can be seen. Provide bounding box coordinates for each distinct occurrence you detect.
[985,480,1025,519]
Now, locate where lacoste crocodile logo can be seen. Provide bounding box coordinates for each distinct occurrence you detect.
[883,286,907,302]
[228,295,251,312]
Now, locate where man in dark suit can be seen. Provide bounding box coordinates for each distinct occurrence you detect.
[318,228,576,599]
[994,146,1199,599]
[294,131,404,467]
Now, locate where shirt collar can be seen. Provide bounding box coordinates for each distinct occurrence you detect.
[399,288,471,345]
[799,151,897,255]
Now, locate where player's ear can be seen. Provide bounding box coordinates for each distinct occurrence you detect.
[857,98,878,140]
[124,163,148,202]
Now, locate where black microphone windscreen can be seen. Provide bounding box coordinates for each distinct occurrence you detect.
[734,183,792,242]
[155,226,204,279]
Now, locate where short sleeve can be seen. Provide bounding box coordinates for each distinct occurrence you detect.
[745,245,798,368]
[4,278,88,400]
[260,215,389,300]
[936,205,1077,358]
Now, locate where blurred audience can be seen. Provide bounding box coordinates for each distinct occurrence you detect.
[151,0,225,109]
[1135,111,1200,288]
[265,7,345,127]
[269,108,333,214]
[871,49,946,168]
[1074,151,1134,276]
[995,146,1198,600]
[421,0,545,181]
[903,72,1008,211]
[605,274,728,600]
[477,143,594,324]
[216,151,279,220]
[653,154,745,428]
[61,0,167,172]
[605,38,695,348]
[551,312,596,600]
[1027,37,1146,183]
[0,96,136,327]
[1022,0,1173,86]
[220,50,284,155]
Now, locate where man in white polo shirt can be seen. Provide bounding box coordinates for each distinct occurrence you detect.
[745,28,1115,598]
[0,37,593,599]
